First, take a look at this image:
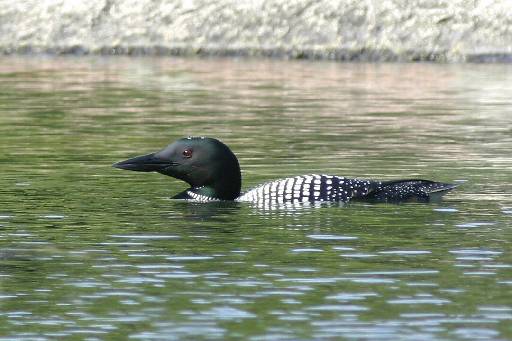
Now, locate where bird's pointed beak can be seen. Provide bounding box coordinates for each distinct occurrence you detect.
[113,152,174,172]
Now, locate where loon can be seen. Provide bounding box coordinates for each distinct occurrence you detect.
[113,137,457,204]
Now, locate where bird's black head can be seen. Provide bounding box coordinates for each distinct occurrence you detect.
[113,137,242,200]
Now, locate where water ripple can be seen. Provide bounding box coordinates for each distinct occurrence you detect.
[307,234,358,240]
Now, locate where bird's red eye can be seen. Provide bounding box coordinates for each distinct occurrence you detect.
[182,149,193,158]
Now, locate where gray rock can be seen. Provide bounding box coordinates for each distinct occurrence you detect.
[1,0,512,62]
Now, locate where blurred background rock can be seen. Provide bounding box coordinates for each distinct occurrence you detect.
[1,0,511,62]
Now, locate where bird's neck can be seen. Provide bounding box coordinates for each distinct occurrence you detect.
[210,170,241,200]
[189,167,241,200]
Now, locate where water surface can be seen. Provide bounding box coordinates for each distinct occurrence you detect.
[1,56,512,340]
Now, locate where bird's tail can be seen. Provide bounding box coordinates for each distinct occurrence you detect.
[364,179,458,203]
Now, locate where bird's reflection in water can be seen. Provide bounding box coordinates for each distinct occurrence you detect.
[166,199,350,221]
[168,200,242,221]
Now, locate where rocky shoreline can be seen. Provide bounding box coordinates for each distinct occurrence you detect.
[2,0,512,62]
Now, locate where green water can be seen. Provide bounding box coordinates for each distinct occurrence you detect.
[1,56,512,340]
